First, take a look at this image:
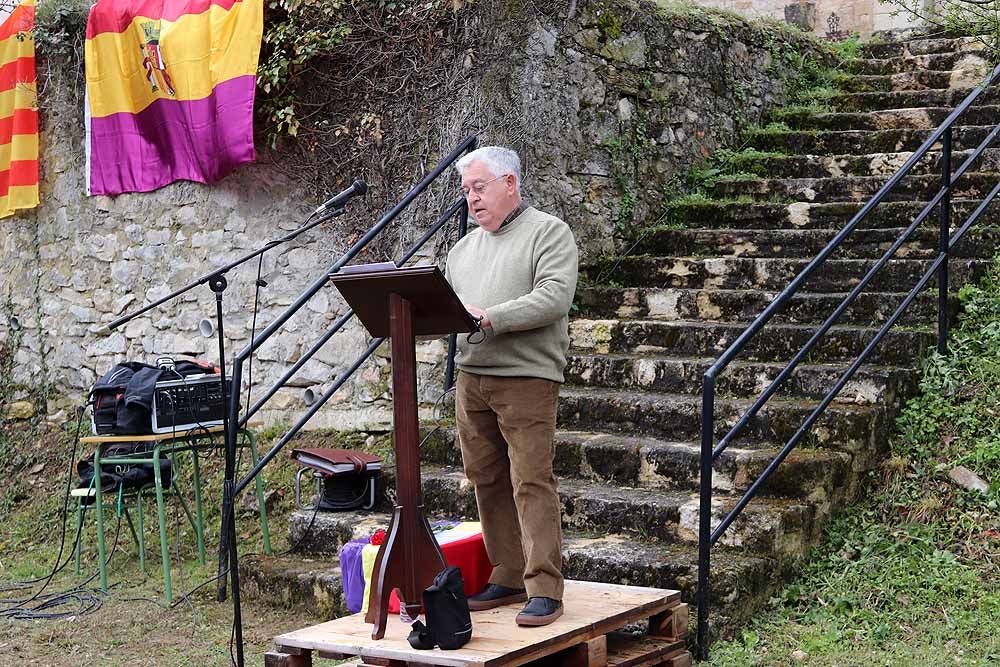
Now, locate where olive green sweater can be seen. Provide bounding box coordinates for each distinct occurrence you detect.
[445,206,579,382]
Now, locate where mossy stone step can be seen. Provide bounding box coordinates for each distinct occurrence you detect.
[574,286,950,326]
[710,172,999,203]
[557,386,888,451]
[582,255,987,292]
[845,51,988,75]
[833,70,954,93]
[239,554,347,619]
[747,124,995,155]
[549,431,852,499]
[420,428,853,499]
[778,105,1000,132]
[639,227,1000,260]
[829,87,1000,112]
[567,318,933,365]
[659,199,1000,231]
[861,36,987,59]
[564,352,917,403]
[725,148,1000,180]
[416,465,819,555]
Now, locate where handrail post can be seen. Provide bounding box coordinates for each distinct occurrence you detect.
[938,127,952,355]
[444,199,472,392]
[697,375,715,660]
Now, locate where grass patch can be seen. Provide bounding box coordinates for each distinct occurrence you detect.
[0,417,410,665]
[708,254,1000,665]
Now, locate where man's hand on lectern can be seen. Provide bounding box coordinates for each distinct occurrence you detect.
[465,304,491,330]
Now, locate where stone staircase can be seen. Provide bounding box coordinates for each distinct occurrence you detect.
[242,34,1000,642]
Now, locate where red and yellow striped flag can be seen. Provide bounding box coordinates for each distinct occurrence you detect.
[0,0,38,218]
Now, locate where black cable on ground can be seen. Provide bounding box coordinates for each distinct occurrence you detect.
[0,513,123,620]
[0,404,89,605]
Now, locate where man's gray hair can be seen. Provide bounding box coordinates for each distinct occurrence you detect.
[455,146,522,191]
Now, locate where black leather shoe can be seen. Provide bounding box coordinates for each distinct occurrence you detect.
[515,596,563,626]
[467,583,527,611]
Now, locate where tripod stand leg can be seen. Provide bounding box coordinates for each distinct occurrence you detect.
[365,508,401,639]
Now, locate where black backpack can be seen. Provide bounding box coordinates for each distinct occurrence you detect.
[407,566,473,651]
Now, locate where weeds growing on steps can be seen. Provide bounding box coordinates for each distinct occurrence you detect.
[709,255,1000,666]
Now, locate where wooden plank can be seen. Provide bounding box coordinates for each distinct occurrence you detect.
[531,635,607,667]
[80,422,263,444]
[264,650,312,667]
[276,644,308,655]
[648,603,688,641]
[664,653,692,667]
[317,649,351,660]
[606,635,685,667]
[584,636,608,667]
[271,580,681,667]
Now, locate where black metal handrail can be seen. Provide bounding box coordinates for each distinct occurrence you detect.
[696,63,1000,658]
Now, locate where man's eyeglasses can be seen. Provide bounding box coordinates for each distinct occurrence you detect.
[461,174,507,198]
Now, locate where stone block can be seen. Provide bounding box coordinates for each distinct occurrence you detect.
[948,466,989,494]
[5,400,36,420]
[783,1,816,32]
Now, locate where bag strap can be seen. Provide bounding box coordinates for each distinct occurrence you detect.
[407,620,436,650]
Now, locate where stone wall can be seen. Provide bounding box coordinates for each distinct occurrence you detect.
[0,0,829,429]
[690,0,918,38]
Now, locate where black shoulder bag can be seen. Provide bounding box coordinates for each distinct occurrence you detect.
[407,566,473,650]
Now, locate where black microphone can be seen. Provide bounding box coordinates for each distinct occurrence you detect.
[314,179,368,215]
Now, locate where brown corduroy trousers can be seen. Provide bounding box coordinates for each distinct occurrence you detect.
[455,371,564,601]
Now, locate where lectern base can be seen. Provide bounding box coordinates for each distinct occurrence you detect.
[363,503,446,639]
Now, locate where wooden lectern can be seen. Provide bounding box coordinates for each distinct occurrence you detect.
[329,264,478,640]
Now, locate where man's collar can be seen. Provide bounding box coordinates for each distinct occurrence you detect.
[499,201,528,230]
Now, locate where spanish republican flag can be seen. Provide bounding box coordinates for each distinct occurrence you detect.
[85,0,263,196]
[0,0,39,218]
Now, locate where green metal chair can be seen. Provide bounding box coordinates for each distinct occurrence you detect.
[76,426,272,602]
[71,474,201,579]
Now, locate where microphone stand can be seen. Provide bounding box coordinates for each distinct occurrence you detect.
[106,206,347,667]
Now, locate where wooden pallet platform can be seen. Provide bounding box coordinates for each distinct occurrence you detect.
[265,580,690,667]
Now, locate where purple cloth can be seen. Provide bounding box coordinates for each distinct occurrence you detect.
[87,75,257,195]
[339,537,370,614]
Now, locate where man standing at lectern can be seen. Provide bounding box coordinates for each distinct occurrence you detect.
[445,146,578,627]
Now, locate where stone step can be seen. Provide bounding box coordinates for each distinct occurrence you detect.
[581,255,987,292]
[724,148,1000,179]
[551,432,852,500]
[830,87,1000,112]
[574,287,950,326]
[417,465,821,556]
[844,51,989,75]
[564,353,917,403]
[861,36,988,59]
[240,554,348,619]
[660,198,1000,231]
[561,534,781,632]
[747,124,995,156]
[556,386,888,451]
[420,429,853,499]
[833,70,955,93]
[567,318,932,366]
[278,510,787,632]
[637,227,1000,260]
[710,172,998,203]
[777,105,1000,132]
